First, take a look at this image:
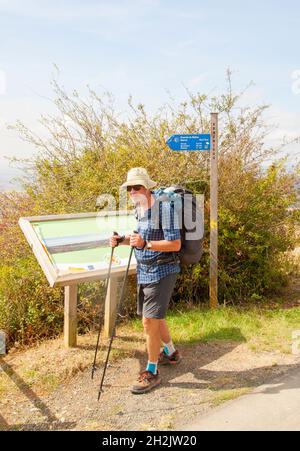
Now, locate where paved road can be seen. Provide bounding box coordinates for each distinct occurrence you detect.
[180,366,300,431]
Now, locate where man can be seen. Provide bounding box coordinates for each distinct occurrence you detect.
[109,167,182,394]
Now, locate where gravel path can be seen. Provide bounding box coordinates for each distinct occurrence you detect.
[1,341,299,431]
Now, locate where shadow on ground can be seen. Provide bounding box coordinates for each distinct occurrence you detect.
[0,357,77,431]
[1,327,299,431]
[131,328,300,393]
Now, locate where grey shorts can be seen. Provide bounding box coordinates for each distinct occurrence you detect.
[137,273,178,319]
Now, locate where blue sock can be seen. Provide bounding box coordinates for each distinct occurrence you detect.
[146,361,158,375]
[163,340,176,356]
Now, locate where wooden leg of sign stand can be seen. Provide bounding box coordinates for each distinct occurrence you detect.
[64,285,78,348]
[104,277,121,338]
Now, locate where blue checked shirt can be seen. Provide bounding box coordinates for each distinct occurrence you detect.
[135,189,181,284]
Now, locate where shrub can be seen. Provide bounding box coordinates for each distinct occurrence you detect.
[0,253,109,346]
[0,256,63,346]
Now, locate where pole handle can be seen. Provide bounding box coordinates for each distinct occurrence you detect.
[113,231,126,246]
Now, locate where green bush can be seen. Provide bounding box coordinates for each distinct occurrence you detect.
[0,254,109,346]
[0,256,63,346]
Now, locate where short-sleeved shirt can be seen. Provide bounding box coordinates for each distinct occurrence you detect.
[135,189,181,284]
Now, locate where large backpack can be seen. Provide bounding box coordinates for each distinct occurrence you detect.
[158,186,204,266]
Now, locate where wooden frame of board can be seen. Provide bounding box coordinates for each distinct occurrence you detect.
[19,210,137,287]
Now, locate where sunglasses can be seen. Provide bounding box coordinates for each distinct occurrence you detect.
[126,185,143,192]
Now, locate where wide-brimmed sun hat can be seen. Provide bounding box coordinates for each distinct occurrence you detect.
[121,167,157,190]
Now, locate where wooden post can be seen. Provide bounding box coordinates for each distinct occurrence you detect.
[64,285,78,347]
[104,277,120,338]
[210,113,218,309]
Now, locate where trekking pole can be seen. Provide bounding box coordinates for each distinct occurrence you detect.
[97,231,137,401]
[91,231,120,380]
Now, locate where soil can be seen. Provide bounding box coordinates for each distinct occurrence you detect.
[1,340,300,431]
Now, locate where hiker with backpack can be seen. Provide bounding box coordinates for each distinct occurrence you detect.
[109,167,183,394]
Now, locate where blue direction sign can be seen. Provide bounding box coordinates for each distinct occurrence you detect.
[166,134,211,151]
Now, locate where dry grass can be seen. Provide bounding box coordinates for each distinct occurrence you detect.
[211,388,252,407]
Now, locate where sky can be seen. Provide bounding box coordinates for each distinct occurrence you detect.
[1,0,300,190]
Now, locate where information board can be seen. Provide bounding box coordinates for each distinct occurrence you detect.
[19,211,137,287]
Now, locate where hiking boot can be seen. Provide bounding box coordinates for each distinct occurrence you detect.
[131,370,162,394]
[159,349,182,365]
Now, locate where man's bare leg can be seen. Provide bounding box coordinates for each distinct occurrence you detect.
[159,319,171,344]
[131,316,162,394]
[143,316,161,362]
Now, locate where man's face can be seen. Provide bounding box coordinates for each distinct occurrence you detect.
[127,185,148,204]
